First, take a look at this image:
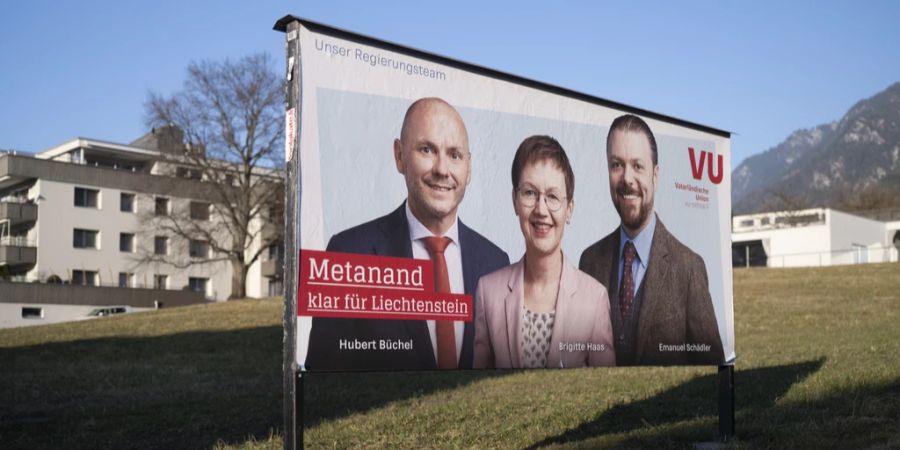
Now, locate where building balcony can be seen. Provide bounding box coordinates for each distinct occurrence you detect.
[261,257,283,278]
[0,281,206,309]
[0,201,38,227]
[0,238,37,267]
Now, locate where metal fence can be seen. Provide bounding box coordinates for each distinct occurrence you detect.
[736,245,899,268]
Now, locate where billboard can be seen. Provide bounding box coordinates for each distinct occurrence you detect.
[283,18,735,372]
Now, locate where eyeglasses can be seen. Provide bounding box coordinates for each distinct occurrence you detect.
[516,188,567,212]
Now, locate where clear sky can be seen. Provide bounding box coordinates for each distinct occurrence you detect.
[2,1,898,168]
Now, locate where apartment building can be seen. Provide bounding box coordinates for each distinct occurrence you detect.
[0,127,283,328]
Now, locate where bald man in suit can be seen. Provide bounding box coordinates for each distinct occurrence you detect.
[305,97,509,371]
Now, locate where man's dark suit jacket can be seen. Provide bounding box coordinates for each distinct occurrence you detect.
[579,216,724,365]
[305,203,509,371]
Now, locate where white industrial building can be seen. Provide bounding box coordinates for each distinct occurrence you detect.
[0,128,283,328]
[731,207,900,267]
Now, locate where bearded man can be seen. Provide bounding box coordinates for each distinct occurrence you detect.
[579,114,724,366]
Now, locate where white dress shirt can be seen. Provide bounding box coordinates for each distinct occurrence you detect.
[405,202,465,364]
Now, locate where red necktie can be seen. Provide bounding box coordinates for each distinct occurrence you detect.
[422,236,456,369]
[620,241,637,320]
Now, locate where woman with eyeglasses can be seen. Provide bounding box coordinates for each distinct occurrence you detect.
[473,135,615,369]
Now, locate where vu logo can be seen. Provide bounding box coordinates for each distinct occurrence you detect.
[688,147,724,185]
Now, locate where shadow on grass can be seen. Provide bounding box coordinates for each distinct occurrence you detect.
[1,326,513,449]
[563,379,900,449]
[542,363,900,448]
[303,369,515,428]
[526,359,827,448]
[0,326,282,450]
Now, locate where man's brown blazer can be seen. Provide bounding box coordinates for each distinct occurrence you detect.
[579,216,725,365]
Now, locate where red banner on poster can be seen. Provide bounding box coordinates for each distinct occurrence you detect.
[298,249,473,321]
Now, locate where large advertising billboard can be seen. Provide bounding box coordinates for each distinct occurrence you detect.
[285,19,735,372]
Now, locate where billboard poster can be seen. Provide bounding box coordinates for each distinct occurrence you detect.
[288,20,735,372]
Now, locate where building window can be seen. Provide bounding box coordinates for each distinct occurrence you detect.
[267,242,283,261]
[190,202,210,220]
[8,188,28,202]
[73,229,99,249]
[119,233,135,253]
[189,239,209,258]
[154,274,168,289]
[74,187,99,208]
[118,272,134,288]
[188,277,208,295]
[268,205,282,220]
[72,270,98,286]
[176,166,202,180]
[22,307,43,319]
[155,197,169,216]
[268,279,283,297]
[154,236,168,255]
[120,193,135,213]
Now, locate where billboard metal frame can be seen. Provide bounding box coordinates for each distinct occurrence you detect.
[274,15,735,449]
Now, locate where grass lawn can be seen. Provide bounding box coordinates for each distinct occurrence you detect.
[2,263,898,449]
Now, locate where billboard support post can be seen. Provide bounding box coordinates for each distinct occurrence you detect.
[280,16,302,450]
[718,365,735,441]
[295,371,304,449]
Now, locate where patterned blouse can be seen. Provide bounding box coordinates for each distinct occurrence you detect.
[520,307,556,368]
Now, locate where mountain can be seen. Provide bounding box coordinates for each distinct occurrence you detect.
[732,82,900,214]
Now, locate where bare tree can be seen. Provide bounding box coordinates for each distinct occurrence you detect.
[142,53,283,299]
[761,187,812,214]
[836,183,900,213]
